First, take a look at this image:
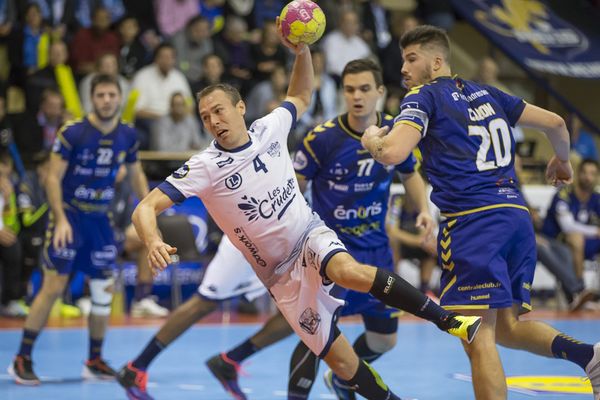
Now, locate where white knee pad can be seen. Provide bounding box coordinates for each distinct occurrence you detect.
[89,278,115,316]
[365,331,397,354]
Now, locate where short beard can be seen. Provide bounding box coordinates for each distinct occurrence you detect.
[94,107,119,122]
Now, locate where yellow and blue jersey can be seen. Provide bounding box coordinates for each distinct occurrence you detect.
[52,117,139,215]
[395,76,527,216]
[293,112,416,249]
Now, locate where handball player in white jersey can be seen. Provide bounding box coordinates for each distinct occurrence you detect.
[119,19,481,400]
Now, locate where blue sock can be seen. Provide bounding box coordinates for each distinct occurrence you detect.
[17,329,39,357]
[551,333,594,369]
[89,337,104,360]
[226,339,259,363]
[132,337,165,370]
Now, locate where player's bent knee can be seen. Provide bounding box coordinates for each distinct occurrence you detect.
[365,331,397,354]
[90,278,115,316]
[326,254,370,291]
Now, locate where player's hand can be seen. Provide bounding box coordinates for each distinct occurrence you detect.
[361,125,389,152]
[275,16,307,55]
[415,211,434,238]
[545,156,573,187]
[53,218,73,250]
[420,233,438,257]
[147,239,178,276]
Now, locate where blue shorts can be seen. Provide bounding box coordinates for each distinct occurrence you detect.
[334,245,399,334]
[42,209,117,280]
[438,207,536,313]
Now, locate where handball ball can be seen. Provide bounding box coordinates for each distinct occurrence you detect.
[279,0,326,45]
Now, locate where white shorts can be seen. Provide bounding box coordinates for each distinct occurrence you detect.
[198,235,266,301]
[269,225,347,358]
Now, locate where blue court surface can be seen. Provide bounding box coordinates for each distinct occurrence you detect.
[0,318,598,399]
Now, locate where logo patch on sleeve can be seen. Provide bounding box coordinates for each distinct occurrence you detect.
[172,164,190,179]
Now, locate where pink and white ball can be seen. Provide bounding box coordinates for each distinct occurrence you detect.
[279,0,326,45]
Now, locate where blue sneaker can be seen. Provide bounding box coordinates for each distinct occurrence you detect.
[206,353,247,400]
[323,369,356,400]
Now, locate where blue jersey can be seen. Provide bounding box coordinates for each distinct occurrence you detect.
[293,112,416,249]
[542,188,600,238]
[52,117,139,214]
[395,77,527,215]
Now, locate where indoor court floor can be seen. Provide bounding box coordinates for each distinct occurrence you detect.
[1,311,598,400]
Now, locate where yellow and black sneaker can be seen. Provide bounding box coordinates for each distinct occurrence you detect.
[444,313,482,344]
[8,355,40,385]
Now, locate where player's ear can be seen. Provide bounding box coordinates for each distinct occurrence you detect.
[377,85,385,96]
[433,56,443,72]
[236,100,246,116]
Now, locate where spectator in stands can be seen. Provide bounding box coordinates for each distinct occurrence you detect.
[171,16,214,84]
[24,40,68,113]
[17,151,50,308]
[79,53,130,114]
[0,0,17,44]
[0,90,26,177]
[70,6,120,76]
[117,15,151,80]
[131,43,193,148]
[569,113,599,161]
[154,0,199,38]
[214,15,254,93]
[322,9,371,83]
[22,0,79,41]
[360,0,392,54]
[8,3,45,87]
[543,159,600,281]
[14,89,65,164]
[251,20,287,83]
[191,53,228,95]
[150,92,205,155]
[244,64,287,123]
[532,208,596,312]
[251,0,284,30]
[415,0,455,31]
[0,151,25,317]
[382,15,419,91]
[296,48,337,138]
[198,0,226,33]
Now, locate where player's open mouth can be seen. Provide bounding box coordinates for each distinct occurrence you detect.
[217,129,228,137]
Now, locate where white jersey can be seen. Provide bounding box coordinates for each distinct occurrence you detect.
[160,102,323,288]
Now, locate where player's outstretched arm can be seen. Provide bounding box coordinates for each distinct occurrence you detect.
[517,103,572,186]
[131,188,177,274]
[126,160,150,200]
[276,17,314,119]
[362,123,421,166]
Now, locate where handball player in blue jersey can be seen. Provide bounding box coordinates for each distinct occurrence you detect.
[362,25,600,400]
[10,74,150,385]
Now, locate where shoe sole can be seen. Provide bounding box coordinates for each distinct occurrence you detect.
[205,359,246,400]
[466,317,482,344]
[7,364,40,386]
[82,365,116,381]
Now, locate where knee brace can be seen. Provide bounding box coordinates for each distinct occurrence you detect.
[89,278,115,316]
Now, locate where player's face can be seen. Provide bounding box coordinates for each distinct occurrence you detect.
[342,71,384,119]
[91,83,121,121]
[199,89,247,149]
[401,44,433,89]
[578,163,599,192]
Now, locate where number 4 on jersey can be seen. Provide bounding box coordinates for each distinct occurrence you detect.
[253,155,268,174]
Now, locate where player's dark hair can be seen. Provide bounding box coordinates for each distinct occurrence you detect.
[400,25,450,60]
[579,158,599,173]
[197,83,242,106]
[342,58,383,88]
[90,73,121,95]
